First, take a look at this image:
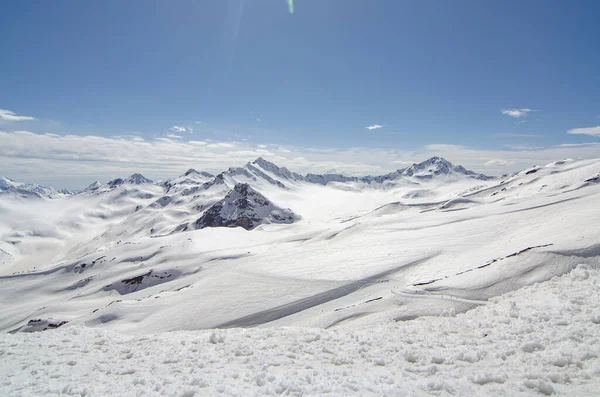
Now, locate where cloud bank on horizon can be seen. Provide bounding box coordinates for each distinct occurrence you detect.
[1,129,600,189]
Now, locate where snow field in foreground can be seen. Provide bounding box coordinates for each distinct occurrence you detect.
[1,264,599,397]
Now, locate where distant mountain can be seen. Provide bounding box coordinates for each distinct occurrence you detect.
[246,157,492,186]
[183,169,214,178]
[194,183,298,230]
[107,173,153,188]
[162,169,214,194]
[0,177,74,199]
[1,156,492,202]
[305,173,360,185]
[124,173,153,185]
[400,157,493,181]
[252,157,305,182]
[83,181,103,192]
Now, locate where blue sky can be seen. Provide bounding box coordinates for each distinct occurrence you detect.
[1,1,599,188]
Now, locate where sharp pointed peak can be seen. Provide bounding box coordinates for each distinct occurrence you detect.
[83,180,103,191]
[182,169,214,178]
[251,157,279,168]
[184,168,199,176]
[107,173,153,186]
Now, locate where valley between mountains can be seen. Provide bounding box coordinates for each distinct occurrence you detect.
[1,156,598,334]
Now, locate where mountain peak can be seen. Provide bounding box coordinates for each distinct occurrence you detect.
[124,173,153,185]
[250,157,304,183]
[251,157,280,172]
[193,183,297,230]
[83,181,103,192]
[182,169,214,178]
[401,157,492,180]
[0,176,71,199]
[415,156,453,168]
[0,177,18,189]
[184,168,199,176]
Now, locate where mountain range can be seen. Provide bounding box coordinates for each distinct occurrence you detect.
[1,157,495,234]
[1,156,599,338]
[1,156,492,198]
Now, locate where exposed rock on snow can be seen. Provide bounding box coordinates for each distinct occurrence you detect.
[585,174,600,183]
[106,178,124,188]
[103,270,181,295]
[194,183,297,230]
[11,318,69,333]
[107,173,153,188]
[183,168,214,178]
[123,173,153,185]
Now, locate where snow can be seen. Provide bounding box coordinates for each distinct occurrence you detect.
[193,183,297,230]
[1,156,600,395]
[0,176,73,199]
[1,264,599,396]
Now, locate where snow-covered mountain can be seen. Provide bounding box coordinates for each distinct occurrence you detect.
[0,176,74,199]
[107,173,153,188]
[193,183,297,230]
[2,156,600,394]
[2,157,490,200]
[82,180,103,192]
[400,156,493,180]
[1,156,599,333]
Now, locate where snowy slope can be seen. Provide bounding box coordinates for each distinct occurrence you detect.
[1,156,600,395]
[0,157,598,336]
[1,264,599,396]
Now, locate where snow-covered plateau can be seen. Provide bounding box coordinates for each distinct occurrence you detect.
[1,156,599,396]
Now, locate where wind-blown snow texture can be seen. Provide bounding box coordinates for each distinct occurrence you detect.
[1,156,600,395]
[1,265,599,396]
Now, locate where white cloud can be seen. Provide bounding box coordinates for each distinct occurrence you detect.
[484,159,513,167]
[496,133,542,138]
[390,160,414,166]
[166,134,182,139]
[1,130,599,189]
[555,142,600,148]
[366,124,384,130]
[501,109,534,118]
[504,144,544,150]
[0,109,36,122]
[567,126,600,137]
[169,126,187,133]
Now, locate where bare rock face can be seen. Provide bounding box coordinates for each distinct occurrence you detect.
[194,183,298,230]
